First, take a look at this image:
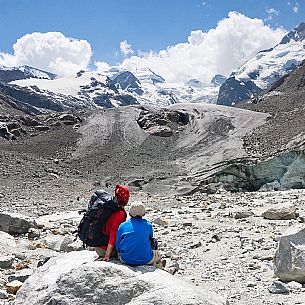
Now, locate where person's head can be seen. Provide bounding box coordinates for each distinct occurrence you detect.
[129,201,145,218]
[114,184,130,207]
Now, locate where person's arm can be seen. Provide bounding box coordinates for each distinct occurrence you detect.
[103,211,126,261]
[102,244,114,261]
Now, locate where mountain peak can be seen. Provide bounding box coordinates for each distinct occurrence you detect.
[280,22,305,44]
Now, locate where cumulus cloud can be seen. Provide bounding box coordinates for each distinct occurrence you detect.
[120,40,134,56]
[293,5,299,13]
[0,32,92,75]
[119,12,286,83]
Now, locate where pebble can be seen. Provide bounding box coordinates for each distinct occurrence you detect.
[268,280,290,294]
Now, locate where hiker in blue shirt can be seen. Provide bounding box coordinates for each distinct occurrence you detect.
[116,201,161,266]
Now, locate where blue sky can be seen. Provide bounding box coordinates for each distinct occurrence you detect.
[0,0,304,81]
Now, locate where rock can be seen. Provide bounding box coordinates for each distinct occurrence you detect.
[35,211,81,230]
[8,269,34,283]
[153,217,169,227]
[268,280,290,294]
[0,289,8,299]
[0,255,14,268]
[287,281,303,290]
[165,261,179,275]
[41,235,76,252]
[274,225,305,283]
[0,213,37,234]
[233,209,254,219]
[298,212,305,223]
[262,203,297,220]
[6,280,23,295]
[0,231,17,254]
[189,241,202,249]
[15,251,227,305]
[58,114,79,124]
[27,228,40,239]
[146,125,173,137]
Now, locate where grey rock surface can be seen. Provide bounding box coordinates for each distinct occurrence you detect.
[262,203,297,220]
[268,280,290,294]
[15,251,227,305]
[274,226,305,283]
[0,213,36,234]
[0,256,14,269]
[8,269,34,283]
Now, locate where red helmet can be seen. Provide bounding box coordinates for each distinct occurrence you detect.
[115,184,130,206]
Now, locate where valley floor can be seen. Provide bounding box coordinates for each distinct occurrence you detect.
[1,188,305,305]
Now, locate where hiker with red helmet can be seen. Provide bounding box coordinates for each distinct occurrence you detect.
[94,184,130,261]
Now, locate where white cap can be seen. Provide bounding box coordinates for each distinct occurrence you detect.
[129,201,146,217]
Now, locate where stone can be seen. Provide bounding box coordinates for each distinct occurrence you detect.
[233,209,254,219]
[274,226,305,283]
[35,211,81,230]
[40,235,76,252]
[6,280,23,295]
[153,217,169,227]
[287,281,303,290]
[8,269,34,283]
[298,212,305,223]
[0,289,8,299]
[15,251,227,305]
[268,280,289,294]
[262,203,297,220]
[27,228,40,239]
[189,241,202,249]
[0,213,37,234]
[0,231,17,255]
[0,256,14,268]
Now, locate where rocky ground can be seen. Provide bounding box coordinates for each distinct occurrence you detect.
[239,60,305,159]
[0,103,304,304]
[1,188,305,304]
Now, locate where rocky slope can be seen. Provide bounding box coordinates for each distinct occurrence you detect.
[239,59,305,158]
[217,23,305,106]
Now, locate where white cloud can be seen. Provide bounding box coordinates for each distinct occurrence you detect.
[95,61,110,71]
[265,8,279,20]
[120,40,134,56]
[293,5,299,13]
[119,12,286,83]
[0,32,92,76]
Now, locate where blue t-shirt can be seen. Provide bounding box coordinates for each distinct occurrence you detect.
[116,218,154,265]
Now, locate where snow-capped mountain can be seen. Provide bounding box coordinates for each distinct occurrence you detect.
[217,23,305,106]
[8,66,220,112]
[0,64,56,83]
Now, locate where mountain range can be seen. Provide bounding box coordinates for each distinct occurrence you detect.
[0,22,305,114]
[217,22,305,106]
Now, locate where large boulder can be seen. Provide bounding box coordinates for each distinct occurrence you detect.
[274,226,305,283]
[262,203,297,220]
[0,213,37,234]
[15,251,227,305]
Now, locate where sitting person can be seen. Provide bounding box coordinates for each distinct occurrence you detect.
[95,184,130,261]
[116,201,161,266]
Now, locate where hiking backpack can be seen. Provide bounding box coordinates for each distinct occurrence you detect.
[77,190,126,248]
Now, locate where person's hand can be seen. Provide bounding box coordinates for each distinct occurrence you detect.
[102,256,110,262]
[94,255,110,262]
